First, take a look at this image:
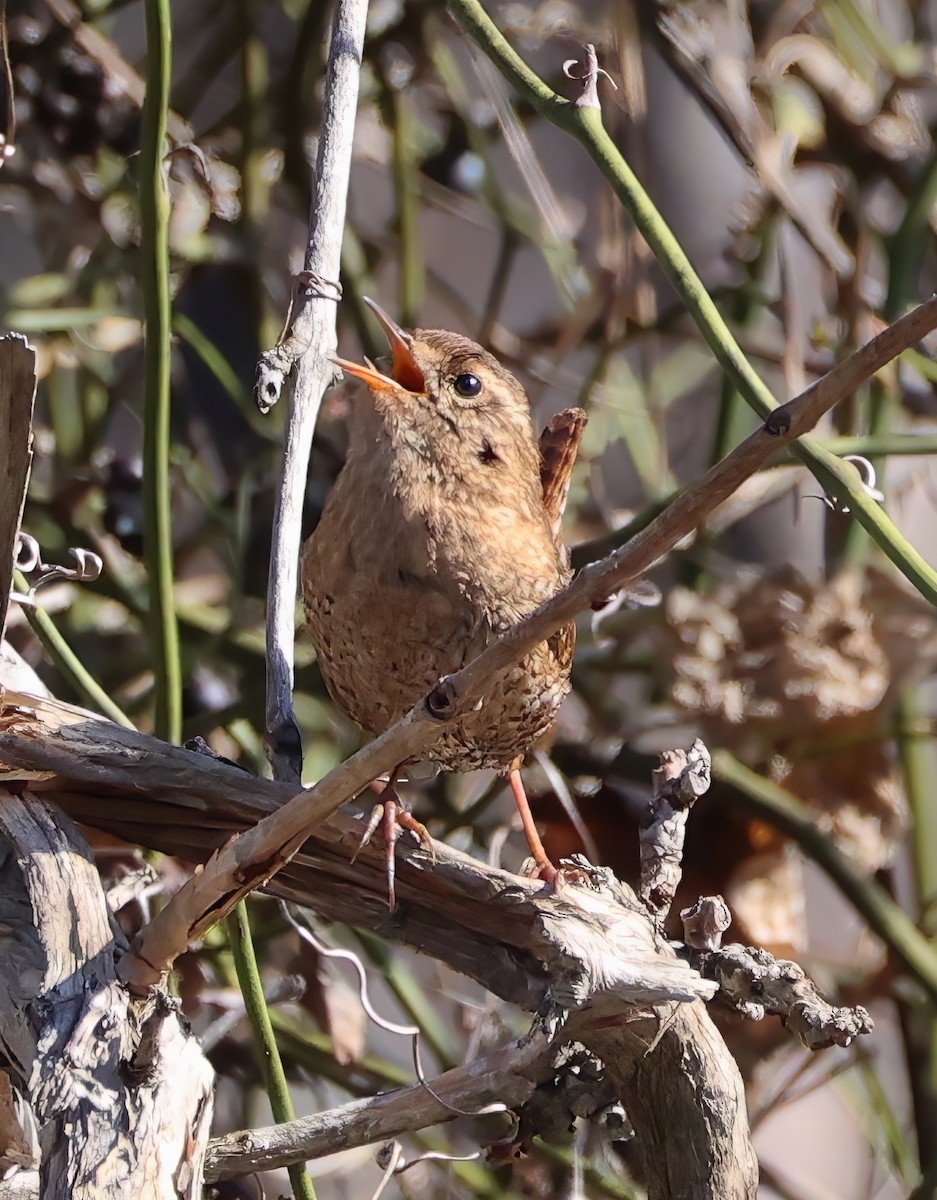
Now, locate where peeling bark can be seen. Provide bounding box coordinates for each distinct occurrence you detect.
[0,789,213,1199]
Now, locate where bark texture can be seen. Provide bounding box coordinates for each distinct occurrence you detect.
[0,788,213,1200]
[0,692,758,1198]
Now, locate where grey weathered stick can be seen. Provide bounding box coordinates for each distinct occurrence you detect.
[205,1026,551,1181]
[109,293,937,988]
[259,0,369,783]
[697,942,874,1050]
[639,739,711,921]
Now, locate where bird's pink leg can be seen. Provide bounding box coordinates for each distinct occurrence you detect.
[509,765,557,883]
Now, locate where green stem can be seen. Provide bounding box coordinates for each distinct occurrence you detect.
[900,692,937,933]
[712,750,937,1007]
[447,0,937,606]
[897,691,937,1173]
[888,149,937,317]
[391,88,424,327]
[140,0,182,743]
[838,377,890,568]
[818,434,937,457]
[13,571,135,728]
[226,902,318,1200]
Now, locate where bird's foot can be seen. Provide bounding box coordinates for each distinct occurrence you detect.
[518,856,559,885]
[519,857,595,895]
[351,777,434,910]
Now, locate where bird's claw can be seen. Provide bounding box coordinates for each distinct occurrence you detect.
[517,856,559,885]
[351,782,434,911]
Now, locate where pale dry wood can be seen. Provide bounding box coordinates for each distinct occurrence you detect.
[0,1172,38,1199]
[260,0,369,782]
[579,1006,758,1200]
[639,739,711,920]
[0,789,213,1199]
[0,334,36,638]
[698,942,874,1049]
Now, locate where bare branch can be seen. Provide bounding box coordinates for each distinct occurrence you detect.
[697,943,874,1050]
[259,0,369,782]
[681,895,733,952]
[0,789,213,1198]
[639,739,711,921]
[204,1024,551,1181]
[13,534,102,598]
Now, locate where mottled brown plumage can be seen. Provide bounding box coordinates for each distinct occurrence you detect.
[302,300,585,889]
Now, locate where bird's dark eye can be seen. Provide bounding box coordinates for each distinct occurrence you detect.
[453,372,483,398]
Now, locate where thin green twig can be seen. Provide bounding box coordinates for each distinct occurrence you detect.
[226,902,318,1200]
[895,691,937,1175]
[818,434,937,457]
[12,571,134,727]
[390,88,425,327]
[712,750,937,1008]
[447,0,937,606]
[140,0,182,743]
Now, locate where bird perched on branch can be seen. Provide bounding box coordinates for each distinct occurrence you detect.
[302,299,586,906]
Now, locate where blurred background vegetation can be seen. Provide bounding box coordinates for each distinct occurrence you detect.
[6,0,937,1196]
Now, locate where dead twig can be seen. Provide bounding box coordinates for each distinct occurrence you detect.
[696,941,874,1050]
[639,739,711,922]
[258,0,369,783]
[204,1024,551,1181]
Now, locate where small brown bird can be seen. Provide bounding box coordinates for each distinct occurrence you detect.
[303,299,586,904]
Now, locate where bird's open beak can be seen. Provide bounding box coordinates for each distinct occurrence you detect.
[330,297,425,394]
